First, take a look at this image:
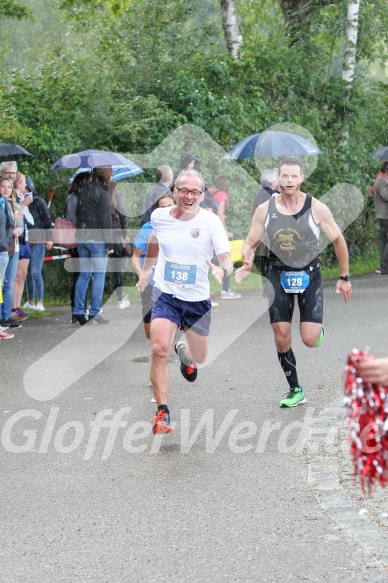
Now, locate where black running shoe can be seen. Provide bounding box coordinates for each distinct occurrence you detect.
[3,319,22,329]
[73,314,89,326]
[174,342,197,382]
[150,410,174,434]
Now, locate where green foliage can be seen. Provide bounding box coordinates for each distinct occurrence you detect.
[0,0,387,301]
[0,0,32,20]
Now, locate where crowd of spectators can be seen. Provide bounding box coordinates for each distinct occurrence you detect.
[0,152,296,339]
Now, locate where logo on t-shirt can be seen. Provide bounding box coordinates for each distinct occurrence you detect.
[191,228,200,238]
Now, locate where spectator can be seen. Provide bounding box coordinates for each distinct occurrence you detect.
[72,166,113,325]
[64,171,92,323]
[252,168,279,297]
[209,175,241,300]
[11,172,35,321]
[24,176,53,312]
[252,168,279,214]
[109,182,130,310]
[373,161,388,276]
[0,177,24,329]
[0,161,17,181]
[0,177,15,340]
[140,165,174,226]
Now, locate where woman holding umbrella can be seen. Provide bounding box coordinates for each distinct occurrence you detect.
[72,166,113,325]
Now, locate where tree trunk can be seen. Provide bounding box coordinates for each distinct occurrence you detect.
[218,0,243,59]
[342,0,360,86]
[279,0,340,44]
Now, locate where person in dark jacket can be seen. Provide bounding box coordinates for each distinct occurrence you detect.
[72,166,113,325]
[252,168,279,296]
[64,171,92,322]
[24,176,53,312]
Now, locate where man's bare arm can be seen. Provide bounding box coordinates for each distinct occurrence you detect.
[313,199,352,302]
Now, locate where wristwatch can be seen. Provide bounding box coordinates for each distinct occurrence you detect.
[339,275,351,282]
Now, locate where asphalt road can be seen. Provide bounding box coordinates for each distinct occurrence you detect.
[1,274,387,582]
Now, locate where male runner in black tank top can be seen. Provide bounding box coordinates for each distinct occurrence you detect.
[235,156,352,407]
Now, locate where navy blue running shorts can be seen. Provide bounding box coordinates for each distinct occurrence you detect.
[151,288,212,336]
[267,264,323,324]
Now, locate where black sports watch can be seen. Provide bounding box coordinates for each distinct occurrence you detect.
[339,275,351,282]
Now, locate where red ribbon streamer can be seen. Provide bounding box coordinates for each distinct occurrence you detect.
[344,350,388,491]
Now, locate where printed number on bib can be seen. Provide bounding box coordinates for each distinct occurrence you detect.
[280,270,310,294]
[164,261,197,288]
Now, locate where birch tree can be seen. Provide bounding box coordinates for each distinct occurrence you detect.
[218,0,243,59]
[342,0,360,87]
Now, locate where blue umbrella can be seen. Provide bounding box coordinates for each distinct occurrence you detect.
[68,163,143,183]
[50,149,136,170]
[226,131,322,159]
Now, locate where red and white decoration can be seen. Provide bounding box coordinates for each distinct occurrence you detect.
[344,349,388,490]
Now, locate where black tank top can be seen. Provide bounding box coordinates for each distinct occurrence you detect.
[265,193,320,269]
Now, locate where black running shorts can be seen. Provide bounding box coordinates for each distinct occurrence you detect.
[266,264,323,324]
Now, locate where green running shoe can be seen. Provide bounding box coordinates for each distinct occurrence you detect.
[280,387,306,408]
[315,325,325,348]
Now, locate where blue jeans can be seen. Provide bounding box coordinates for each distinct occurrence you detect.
[74,241,108,317]
[1,251,19,320]
[0,251,9,299]
[26,243,45,301]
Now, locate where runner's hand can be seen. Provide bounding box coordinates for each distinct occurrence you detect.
[235,260,252,283]
[137,270,151,293]
[206,260,224,285]
[335,279,352,303]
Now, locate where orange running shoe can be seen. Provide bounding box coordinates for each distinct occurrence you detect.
[150,410,174,434]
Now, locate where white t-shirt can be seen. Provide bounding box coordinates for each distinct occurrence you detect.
[151,206,230,301]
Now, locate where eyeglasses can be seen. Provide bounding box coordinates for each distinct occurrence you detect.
[176,187,203,197]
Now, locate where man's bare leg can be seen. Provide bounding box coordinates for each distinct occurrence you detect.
[150,317,177,406]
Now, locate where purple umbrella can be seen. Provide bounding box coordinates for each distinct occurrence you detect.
[50,149,135,170]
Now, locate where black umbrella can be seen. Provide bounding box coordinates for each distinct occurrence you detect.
[226,131,322,159]
[371,147,388,161]
[0,142,33,162]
